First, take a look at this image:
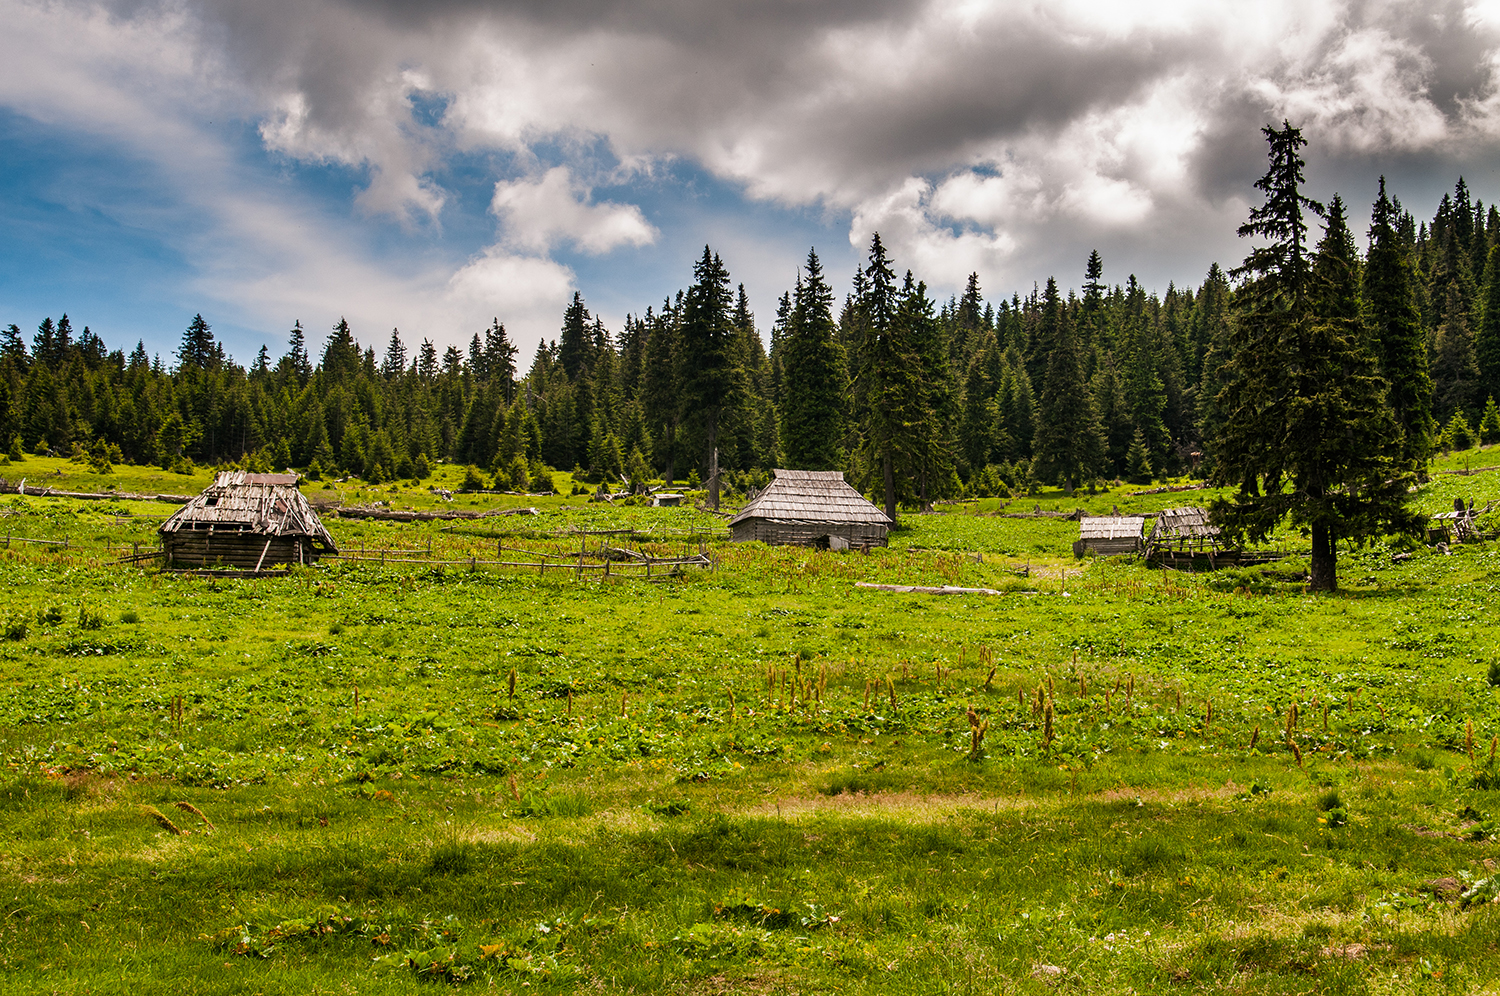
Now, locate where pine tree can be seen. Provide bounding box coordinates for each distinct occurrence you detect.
[678,247,738,505]
[1032,278,1105,493]
[780,249,846,471]
[177,314,217,371]
[642,305,681,484]
[286,321,311,381]
[1091,351,1131,477]
[851,233,923,520]
[1124,428,1154,484]
[485,320,518,401]
[558,292,591,381]
[1479,395,1500,445]
[1433,280,1480,422]
[1365,177,1435,471]
[1476,243,1500,405]
[1211,124,1419,591]
[323,319,361,381]
[0,324,26,366]
[383,328,407,378]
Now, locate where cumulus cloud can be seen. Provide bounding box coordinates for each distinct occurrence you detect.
[490,167,657,254]
[10,0,1500,344]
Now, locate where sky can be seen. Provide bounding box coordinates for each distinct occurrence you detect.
[6,0,1500,368]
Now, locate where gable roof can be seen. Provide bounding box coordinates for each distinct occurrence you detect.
[160,471,336,549]
[1079,516,1146,541]
[730,469,892,526]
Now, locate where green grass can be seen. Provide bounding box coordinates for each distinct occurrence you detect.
[3,450,1500,991]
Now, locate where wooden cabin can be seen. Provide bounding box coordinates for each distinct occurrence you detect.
[1144,506,1221,557]
[1073,515,1146,557]
[729,469,892,548]
[159,472,337,570]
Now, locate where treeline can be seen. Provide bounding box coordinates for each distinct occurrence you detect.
[1,174,1497,508]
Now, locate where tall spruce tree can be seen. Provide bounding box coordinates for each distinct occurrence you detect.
[1211,123,1418,591]
[558,293,591,381]
[1365,177,1435,471]
[677,247,737,505]
[1476,243,1500,408]
[177,314,217,371]
[286,321,311,381]
[780,249,846,471]
[1032,277,1105,493]
[851,233,922,521]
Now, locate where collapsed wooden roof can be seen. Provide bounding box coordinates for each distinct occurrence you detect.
[1148,506,1220,543]
[160,471,337,550]
[729,469,892,526]
[1078,516,1146,541]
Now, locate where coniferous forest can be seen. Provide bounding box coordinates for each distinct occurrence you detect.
[3,147,1498,514]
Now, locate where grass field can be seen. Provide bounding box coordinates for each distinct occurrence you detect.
[2,452,1500,992]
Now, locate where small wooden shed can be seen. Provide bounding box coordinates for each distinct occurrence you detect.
[1073,516,1146,557]
[729,469,892,548]
[1144,506,1221,556]
[159,471,337,570]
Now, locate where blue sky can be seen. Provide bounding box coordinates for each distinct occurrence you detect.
[5,0,1500,369]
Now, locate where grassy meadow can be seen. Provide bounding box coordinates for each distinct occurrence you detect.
[2,453,1500,992]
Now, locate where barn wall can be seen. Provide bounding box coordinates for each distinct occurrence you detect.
[163,532,314,569]
[731,519,888,548]
[1080,538,1140,556]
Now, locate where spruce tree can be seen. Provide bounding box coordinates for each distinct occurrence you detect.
[678,247,738,505]
[286,321,311,381]
[383,328,407,378]
[1480,395,1500,445]
[1365,177,1436,471]
[0,324,26,366]
[1032,278,1105,493]
[176,314,216,371]
[780,249,846,471]
[1476,243,1500,405]
[558,293,591,381]
[1433,276,1480,423]
[1211,124,1419,591]
[485,320,518,402]
[851,233,922,520]
[642,305,681,484]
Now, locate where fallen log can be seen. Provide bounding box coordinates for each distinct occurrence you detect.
[0,483,193,503]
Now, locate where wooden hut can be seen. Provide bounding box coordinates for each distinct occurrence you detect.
[1144,506,1221,558]
[1073,516,1146,557]
[729,469,892,548]
[159,471,337,570]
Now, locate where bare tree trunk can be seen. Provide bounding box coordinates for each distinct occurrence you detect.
[708,440,720,511]
[1309,522,1337,592]
[882,449,896,524]
[663,418,676,488]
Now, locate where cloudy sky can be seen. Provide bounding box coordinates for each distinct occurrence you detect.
[5,0,1500,366]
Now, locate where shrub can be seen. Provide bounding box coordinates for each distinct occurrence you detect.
[459,465,486,492]
[529,461,554,494]
[1443,412,1476,452]
[1481,396,1500,446]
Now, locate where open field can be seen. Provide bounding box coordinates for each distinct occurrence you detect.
[3,454,1500,992]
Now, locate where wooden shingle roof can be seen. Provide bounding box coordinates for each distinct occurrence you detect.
[730,469,892,526]
[1149,506,1219,540]
[1078,516,1145,541]
[160,471,337,549]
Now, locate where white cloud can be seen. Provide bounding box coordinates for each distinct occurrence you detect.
[490,167,657,254]
[10,0,1500,337]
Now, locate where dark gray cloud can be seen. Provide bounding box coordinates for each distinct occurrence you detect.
[18,0,1500,328]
